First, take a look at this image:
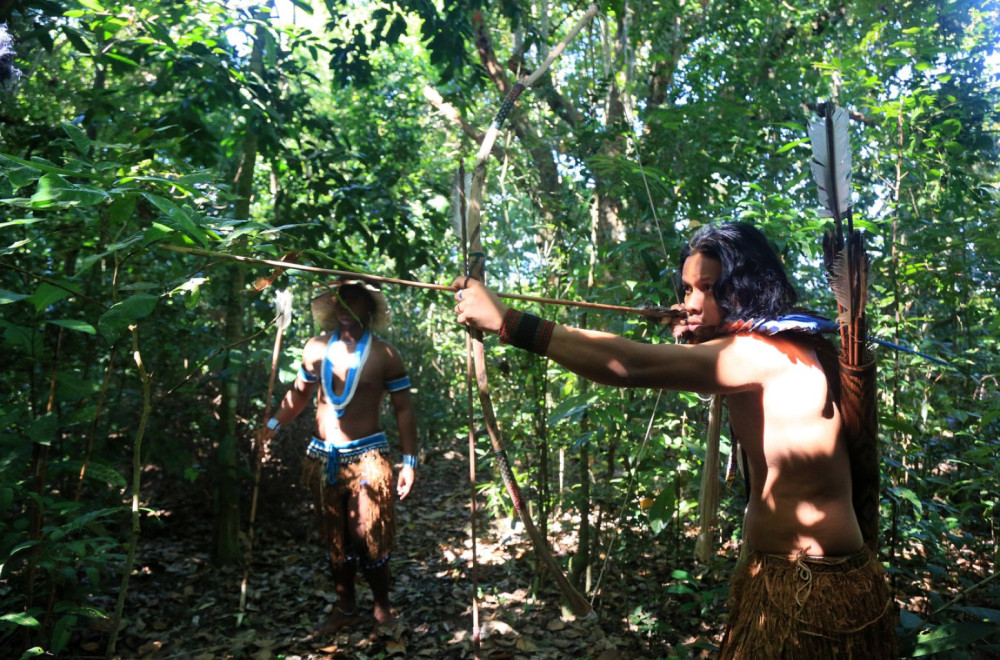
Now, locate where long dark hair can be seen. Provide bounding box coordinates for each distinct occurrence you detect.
[677,222,798,322]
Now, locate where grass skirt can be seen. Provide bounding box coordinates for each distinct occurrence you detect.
[302,450,395,568]
[719,545,897,659]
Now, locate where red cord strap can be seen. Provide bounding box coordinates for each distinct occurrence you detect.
[498,308,555,356]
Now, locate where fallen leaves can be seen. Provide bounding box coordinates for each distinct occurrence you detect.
[71,437,731,659]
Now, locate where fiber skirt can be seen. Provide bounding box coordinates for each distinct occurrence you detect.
[719,545,898,659]
[302,449,395,568]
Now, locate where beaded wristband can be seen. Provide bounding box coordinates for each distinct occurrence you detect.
[266,417,281,431]
[498,308,555,356]
[402,454,418,469]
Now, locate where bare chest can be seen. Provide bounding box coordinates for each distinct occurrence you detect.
[308,343,387,399]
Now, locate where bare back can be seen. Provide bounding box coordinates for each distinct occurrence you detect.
[723,333,862,556]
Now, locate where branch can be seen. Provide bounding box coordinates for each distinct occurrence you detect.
[422,86,509,160]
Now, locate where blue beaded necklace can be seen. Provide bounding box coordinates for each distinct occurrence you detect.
[322,329,372,418]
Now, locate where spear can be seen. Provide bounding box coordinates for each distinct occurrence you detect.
[238,288,293,625]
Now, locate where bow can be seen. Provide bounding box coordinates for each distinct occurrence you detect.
[808,102,881,550]
[461,5,599,618]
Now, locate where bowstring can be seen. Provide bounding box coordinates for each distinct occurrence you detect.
[589,390,662,606]
[587,11,676,606]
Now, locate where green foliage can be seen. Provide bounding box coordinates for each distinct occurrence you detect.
[0,473,119,655]
[0,0,998,654]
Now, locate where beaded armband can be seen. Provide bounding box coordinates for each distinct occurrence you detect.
[266,417,281,432]
[402,454,418,469]
[498,308,555,356]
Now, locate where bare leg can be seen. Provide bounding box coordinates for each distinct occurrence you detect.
[362,561,394,626]
[310,488,363,639]
[309,561,363,639]
[332,558,358,615]
[350,486,396,627]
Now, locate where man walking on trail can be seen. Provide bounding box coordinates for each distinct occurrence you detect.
[258,280,419,638]
[451,222,897,658]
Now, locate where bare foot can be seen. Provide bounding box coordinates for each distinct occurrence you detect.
[302,608,362,643]
[373,604,395,627]
[370,606,402,640]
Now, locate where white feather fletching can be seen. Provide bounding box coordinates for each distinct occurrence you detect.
[808,106,853,218]
[275,289,293,330]
[828,252,853,321]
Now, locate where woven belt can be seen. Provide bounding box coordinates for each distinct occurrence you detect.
[306,432,390,484]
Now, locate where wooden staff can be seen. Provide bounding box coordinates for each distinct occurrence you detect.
[238,288,293,625]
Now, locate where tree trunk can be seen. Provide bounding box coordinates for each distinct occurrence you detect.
[211,263,246,565]
[211,5,268,565]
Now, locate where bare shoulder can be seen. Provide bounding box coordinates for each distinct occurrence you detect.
[307,333,332,347]
[303,333,330,358]
[372,335,407,368]
[371,335,399,355]
[724,332,820,361]
[714,332,822,384]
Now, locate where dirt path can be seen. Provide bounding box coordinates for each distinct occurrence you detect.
[89,430,725,659]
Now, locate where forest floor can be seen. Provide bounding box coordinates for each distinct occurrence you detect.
[75,431,732,660]
[70,430,998,659]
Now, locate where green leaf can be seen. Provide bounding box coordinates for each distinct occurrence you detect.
[51,614,76,654]
[76,461,127,488]
[775,137,809,154]
[27,282,73,312]
[30,173,108,209]
[952,606,1000,623]
[105,52,139,67]
[61,121,92,155]
[7,165,43,188]
[288,0,314,13]
[911,622,997,656]
[47,319,97,335]
[97,293,160,343]
[647,483,676,535]
[170,277,207,309]
[60,605,109,620]
[0,289,30,305]
[0,153,90,179]
[891,486,924,520]
[548,391,601,424]
[140,16,178,50]
[107,196,137,225]
[141,193,209,246]
[60,25,92,53]
[27,413,58,446]
[0,218,46,230]
[898,609,923,630]
[0,612,40,628]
